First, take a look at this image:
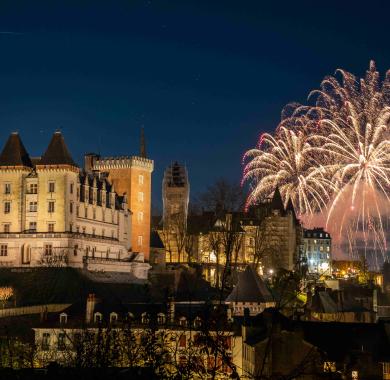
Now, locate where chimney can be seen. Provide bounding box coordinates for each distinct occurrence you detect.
[86,294,96,324]
[84,153,100,173]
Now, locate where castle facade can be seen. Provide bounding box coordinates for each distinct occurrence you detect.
[0,131,151,280]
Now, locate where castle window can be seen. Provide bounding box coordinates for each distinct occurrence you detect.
[74,244,78,256]
[137,211,143,222]
[3,224,10,233]
[76,205,79,216]
[57,333,66,351]
[29,183,38,194]
[102,229,105,237]
[44,244,53,256]
[82,227,86,234]
[60,313,67,324]
[29,202,38,212]
[138,192,144,202]
[29,222,37,231]
[138,174,144,185]
[70,183,74,194]
[4,202,10,214]
[69,223,73,232]
[4,183,11,194]
[70,202,73,214]
[42,333,50,351]
[0,245,8,256]
[48,223,55,233]
[48,201,55,213]
[137,235,143,247]
[48,182,55,193]
[92,228,95,237]
[84,208,88,218]
[93,209,96,220]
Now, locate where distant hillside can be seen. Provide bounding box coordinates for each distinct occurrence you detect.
[0,268,151,307]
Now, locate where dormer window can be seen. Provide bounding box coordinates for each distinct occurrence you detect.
[179,317,187,327]
[141,312,149,324]
[60,313,67,324]
[94,312,102,323]
[157,313,165,325]
[193,317,202,329]
[127,312,135,321]
[110,312,118,323]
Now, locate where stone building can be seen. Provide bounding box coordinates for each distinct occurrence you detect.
[162,161,190,230]
[0,131,149,279]
[159,188,302,285]
[303,227,332,275]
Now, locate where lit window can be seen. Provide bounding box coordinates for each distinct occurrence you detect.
[48,182,55,193]
[138,174,144,185]
[29,222,37,231]
[48,223,55,233]
[94,312,102,323]
[3,224,10,233]
[137,211,143,222]
[0,245,8,256]
[110,312,118,323]
[4,202,10,214]
[48,202,55,213]
[141,312,149,324]
[4,183,11,194]
[138,192,144,202]
[29,202,37,212]
[179,317,187,327]
[138,235,143,246]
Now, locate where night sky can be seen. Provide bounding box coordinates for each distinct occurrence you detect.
[0,1,389,210]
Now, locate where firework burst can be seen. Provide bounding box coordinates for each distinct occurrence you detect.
[243,61,390,263]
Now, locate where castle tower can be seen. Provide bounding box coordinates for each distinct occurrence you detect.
[92,130,153,259]
[162,162,190,229]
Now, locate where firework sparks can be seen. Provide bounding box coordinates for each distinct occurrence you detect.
[243,61,390,264]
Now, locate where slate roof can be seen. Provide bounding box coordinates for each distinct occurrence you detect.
[39,131,77,166]
[226,265,273,303]
[0,132,33,167]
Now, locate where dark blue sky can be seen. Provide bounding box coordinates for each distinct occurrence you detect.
[0,0,389,209]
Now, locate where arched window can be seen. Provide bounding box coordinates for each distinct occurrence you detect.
[127,312,135,321]
[110,312,118,323]
[157,313,165,325]
[60,313,67,324]
[94,312,103,323]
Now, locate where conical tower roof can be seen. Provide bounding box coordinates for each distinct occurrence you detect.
[226,265,273,303]
[0,132,32,168]
[39,131,77,167]
[270,187,284,212]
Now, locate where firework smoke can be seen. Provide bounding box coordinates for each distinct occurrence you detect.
[243,61,390,266]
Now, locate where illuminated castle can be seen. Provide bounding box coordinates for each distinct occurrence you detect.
[0,131,152,279]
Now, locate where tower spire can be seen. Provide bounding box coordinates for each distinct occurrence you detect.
[140,127,146,158]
